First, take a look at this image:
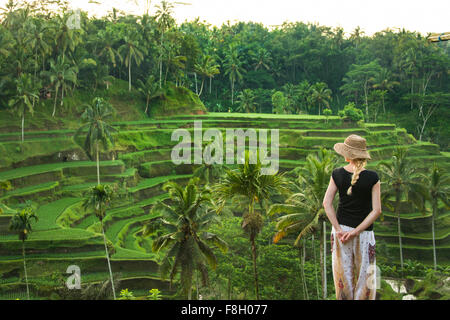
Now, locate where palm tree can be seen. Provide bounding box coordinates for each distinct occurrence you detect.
[223,44,246,106]
[74,97,117,185]
[269,148,337,299]
[194,54,220,97]
[371,68,399,114]
[143,178,228,299]
[52,11,83,61]
[193,163,224,186]
[378,148,428,270]
[82,184,116,300]
[309,82,332,116]
[419,163,450,270]
[9,204,38,300]
[236,89,257,113]
[155,0,175,88]
[136,75,162,115]
[119,35,146,91]
[250,48,272,71]
[8,73,40,142]
[96,29,123,71]
[41,56,77,117]
[212,150,289,299]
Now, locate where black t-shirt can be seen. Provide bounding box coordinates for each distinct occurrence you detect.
[331,167,380,231]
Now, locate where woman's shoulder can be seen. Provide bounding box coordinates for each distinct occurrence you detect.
[361,169,379,181]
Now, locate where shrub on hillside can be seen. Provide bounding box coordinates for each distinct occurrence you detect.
[338,102,364,122]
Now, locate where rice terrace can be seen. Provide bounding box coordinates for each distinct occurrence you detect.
[0,0,448,301]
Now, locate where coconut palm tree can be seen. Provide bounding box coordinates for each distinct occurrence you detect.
[155,0,175,88]
[212,150,289,299]
[8,73,40,142]
[194,54,220,97]
[96,29,123,72]
[9,204,38,300]
[371,68,399,114]
[223,44,246,106]
[236,89,257,113]
[118,35,146,92]
[143,178,228,299]
[268,148,337,299]
[378,148,428,270]
[41,56,77,117]
[74,97,117,185]
[193,163,225,186]
[82,184,116,300]
[419,163,450,270]
[136,75,162,115]
[309,82,332,116]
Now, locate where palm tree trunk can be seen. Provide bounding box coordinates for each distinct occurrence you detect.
[209,76,212,95]
[52,85,59,117]
[21,114,25,143]
[145,96,150,114]
[194,72,198,95]
[22,241,30,300]
[101,221,116,300]
[432,200,437,271]
[395,191,404,271]
[128,60,132,91]
[302,242,309,299]
[312,234,320,299]
[251,235,259,300]
[96,141,101,185]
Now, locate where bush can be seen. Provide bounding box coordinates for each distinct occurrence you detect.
[338,102,364,122]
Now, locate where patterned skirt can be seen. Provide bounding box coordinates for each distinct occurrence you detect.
[331,224,377,300]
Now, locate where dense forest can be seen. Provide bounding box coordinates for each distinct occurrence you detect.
[0,0,449,148]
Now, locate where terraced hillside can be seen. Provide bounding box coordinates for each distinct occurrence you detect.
[0,112,448,299]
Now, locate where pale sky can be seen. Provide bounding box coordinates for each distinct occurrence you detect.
[2,0,449,36]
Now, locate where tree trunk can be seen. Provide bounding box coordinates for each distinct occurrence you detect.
[395,191,404,271]
[251,235,259,300]
[21,114,25,143]
[128,59,132,91]
[145,95,150,114]
[22,241,30,300]
[312,234,320,299]
[96,141,101,185]
[52,85,59,117]
[101,221,116,300]
[432,200,437,271]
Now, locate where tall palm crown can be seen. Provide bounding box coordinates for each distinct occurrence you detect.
[82,184,114,222]
[223,44,246,106]
[75,97,117,185]
[309,82,332,115]
[75,97,117,161]
[378,147,428,269]
[9,205,38,242]
[144,177,228,299]
[212,150,289,299]
[420,163,450,270]
[8,73,40,142]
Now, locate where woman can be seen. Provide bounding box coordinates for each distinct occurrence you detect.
[322,134,382,300]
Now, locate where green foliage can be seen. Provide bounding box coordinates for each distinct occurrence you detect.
[118,288,136,300]
[338,102,364,122]
[147,288,162,300]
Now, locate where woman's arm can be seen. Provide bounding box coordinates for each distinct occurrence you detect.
[341,181,382,242]
[322,176,342,233]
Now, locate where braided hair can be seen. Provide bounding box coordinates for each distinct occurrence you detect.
[347,158,367,196]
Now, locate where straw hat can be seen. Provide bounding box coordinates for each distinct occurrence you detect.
[333,134,371,160]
